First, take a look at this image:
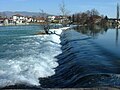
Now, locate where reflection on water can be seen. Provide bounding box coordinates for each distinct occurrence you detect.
[74,25,120,57]
[116,27,119,46]
[74,25,108,38]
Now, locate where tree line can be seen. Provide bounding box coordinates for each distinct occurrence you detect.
[68,9,108,26]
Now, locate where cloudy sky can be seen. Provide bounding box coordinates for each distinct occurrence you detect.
[0,0,120,18]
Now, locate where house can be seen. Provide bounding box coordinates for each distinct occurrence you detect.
[47,15,56,22]
[27,17,34,23]
[0,18,4,26]
[4,18,9,25]
[12,14,25,24]
[58,16,70,25]
[52,16,61,23]
[92,15,102,24]
[0,18,9,26]
[47,15,64,23]
[24,16,34,23]
[108,18,120,25]
[35,17,45,23]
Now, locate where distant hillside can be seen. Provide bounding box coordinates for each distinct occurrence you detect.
[0,11,49,17]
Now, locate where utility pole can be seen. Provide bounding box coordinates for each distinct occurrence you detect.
[116,3,119,46]
[117,3,119,24]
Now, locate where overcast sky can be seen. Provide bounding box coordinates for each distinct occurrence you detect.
[0,0,120,18]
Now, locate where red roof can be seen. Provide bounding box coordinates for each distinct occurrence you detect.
[0,18,10,20]
[36,17,45,20]
[0,18,8,20]
[55,16,60,18]
[13,14,24,17]
[0,18,4,20]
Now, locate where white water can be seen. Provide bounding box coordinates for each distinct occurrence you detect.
[0,29,63,87]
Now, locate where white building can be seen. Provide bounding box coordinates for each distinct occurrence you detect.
[47,16,56,22]
[4,18,9,25]
[27,17,34,23]
[0,18,4,26]
[0,18,9,26]
[12,14,25,24]
[35,17,45,23]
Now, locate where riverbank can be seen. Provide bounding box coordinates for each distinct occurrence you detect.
[0,22,48,27]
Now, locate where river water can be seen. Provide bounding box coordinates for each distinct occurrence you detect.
[0,25,120,88]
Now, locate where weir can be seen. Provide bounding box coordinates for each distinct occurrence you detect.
[39,29,120,88]
[1,26,120,89]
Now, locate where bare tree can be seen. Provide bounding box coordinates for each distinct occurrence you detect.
[86,10,91,17]
[39,9,49,24]
[40,9,46,18]
[90,9,99,16]
[59,1,70,16]
[60,1,65,16]
[59,1,70,26]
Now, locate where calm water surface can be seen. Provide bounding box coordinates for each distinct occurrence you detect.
[75,26,120,58]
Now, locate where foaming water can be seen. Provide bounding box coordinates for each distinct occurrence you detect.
[0,26,62,88]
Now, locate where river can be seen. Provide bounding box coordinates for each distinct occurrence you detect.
[0,25,120,88]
